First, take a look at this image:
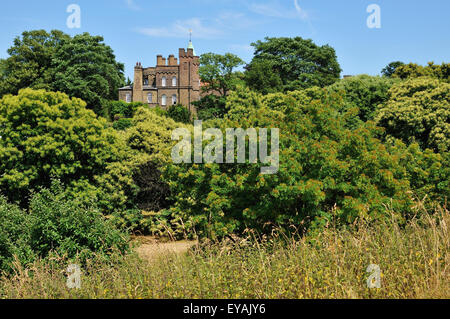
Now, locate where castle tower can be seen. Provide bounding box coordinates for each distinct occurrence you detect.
[178,30,200,113]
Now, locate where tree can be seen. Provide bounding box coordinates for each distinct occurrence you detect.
[0,30,69,96]
[381,61,404,77]
[0,89,132,208]
[199,52,245,98]
[327,74,397,122]
[244,59,283,95]
[52,33,125,114]
[376,77,450,153]
[164,87,414,238]
[0,30,125,115]
[392,62,450,82]
[246,37,341,92]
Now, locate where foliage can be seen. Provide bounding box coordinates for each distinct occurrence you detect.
[163,87,413,239]
[0,89,134,211]
[392,62,450,82]
[105,100,143,121]
[124,107,192,216]
[51,33,125,114]
[381,61,405,77]
[0,30,69,97]
[113,118,133,130]
[193,94,227,120]
[387,140,449,204]
[244,59,283,95]
[166,104,191,124]
[0,183,129,274]
[327,74,397,122]
[0,196,35,273]
[199,52,245,98]
[0,30,125,115]
[247,36,341,92]
[375,77,450,152]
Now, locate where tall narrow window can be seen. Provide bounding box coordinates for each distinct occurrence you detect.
[144,78,148,86]
[172,94,177,105]
[147,93,152,103]
[172,76,177,87]
[161,76,166,87]
[161,94,167,106]
[125,93,131,103]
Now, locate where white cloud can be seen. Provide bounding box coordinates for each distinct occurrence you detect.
[136,18,223,39]
[125,0,140,11]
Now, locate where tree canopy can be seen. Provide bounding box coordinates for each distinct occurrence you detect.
[246,37,341,92]
[0,30,125,114]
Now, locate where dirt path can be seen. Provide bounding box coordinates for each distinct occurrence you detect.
[133,237,198,261]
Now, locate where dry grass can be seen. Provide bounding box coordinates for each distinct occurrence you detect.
[0,203,448,299]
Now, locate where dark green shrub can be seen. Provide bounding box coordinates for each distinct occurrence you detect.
[106,100,143,121]
[167,104,191,123]
[113,118,133,130]
[327,74,396,122]
[0,197,35,273]
[28,183,129,261]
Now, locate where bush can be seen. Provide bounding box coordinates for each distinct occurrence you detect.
[376,77,450,153]
[167,104,191,123]
[193,95,227,120]
[0,89,135,212]
[0,183,129,273]
[0,197,35,273]
[327,74,397,122]
[28,183,129,260]
[105,100,143,121]
[163,87,414,239]
[113,118,133,130]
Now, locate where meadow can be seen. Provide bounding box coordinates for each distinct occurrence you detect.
[1,201,448,299]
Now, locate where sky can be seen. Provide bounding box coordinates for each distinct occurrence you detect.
[0,0,448,80]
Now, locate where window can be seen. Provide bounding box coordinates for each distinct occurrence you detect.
[162,77,167,87]
[147,93,152,103]
[161,94,167,106]
[144,78,148,86]
[172,94,177,105]
[125,93,131,103]
[172,76,177,86]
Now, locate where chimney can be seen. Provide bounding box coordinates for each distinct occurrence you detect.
[157,55,165,66]
[168,55,178,66]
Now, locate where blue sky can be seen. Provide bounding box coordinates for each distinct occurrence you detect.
[0,0,448,80]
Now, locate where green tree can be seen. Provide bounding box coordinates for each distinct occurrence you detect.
[0,30,69,96]
[52,33,125,114]
[0,30,125,115]
[392,62,450,82]
[164,87,413,239]
[381,61,405,77]
[199,52,245,98]
[376,77,450,153]
[244,59,283,95]
[327,74,397,122]
[0,89,133,209]
[246,37,341,92]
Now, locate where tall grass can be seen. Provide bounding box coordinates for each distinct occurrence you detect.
[0,203,448,299]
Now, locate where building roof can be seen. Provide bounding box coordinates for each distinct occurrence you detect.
[119,85,133,91]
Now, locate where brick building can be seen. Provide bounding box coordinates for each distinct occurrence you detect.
[118,41,200,113]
